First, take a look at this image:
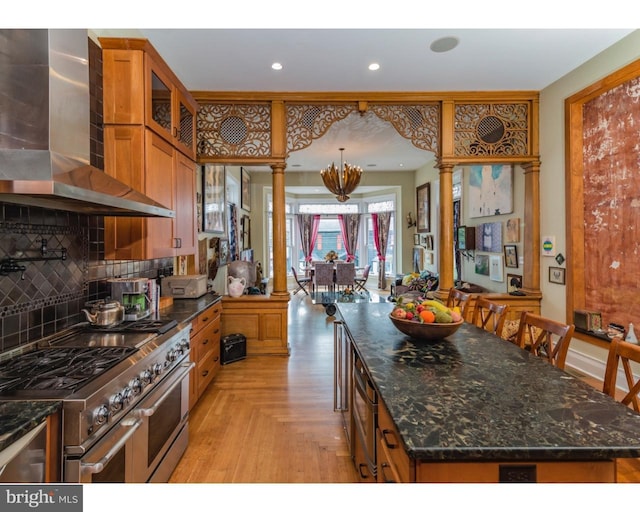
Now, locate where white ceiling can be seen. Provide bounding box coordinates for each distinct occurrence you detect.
[87,26,635,188]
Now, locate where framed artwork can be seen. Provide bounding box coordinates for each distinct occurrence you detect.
[468,164,513,218]
[475,254,490,276]
[542,235,556,257]
[241,167,251,212]
[414,234,421,246]
[489,254,504,282]
[241,215,251,250]
[416,182,431,233]
[475,222,502,252]
[549,266,566,285]
[507,274,522,294]
[412,247,424,273]
[203,164,226,233]
[218,239,230,266]
[504,245,518,268]
[505,218,520,243]
[425,235,434,250]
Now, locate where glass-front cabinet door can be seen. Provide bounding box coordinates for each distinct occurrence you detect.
[175,89,197,160]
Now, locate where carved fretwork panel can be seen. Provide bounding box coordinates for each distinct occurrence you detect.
[454,103,529,157]
[197,103,271,158]
[286,104,357,154]
[369,104,440,155]
[152,101,171,131]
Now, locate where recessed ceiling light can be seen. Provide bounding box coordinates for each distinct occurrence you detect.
[368,63,380,71]
[430,36,459,53]
[272,62,283,70]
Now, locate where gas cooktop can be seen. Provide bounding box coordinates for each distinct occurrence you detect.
[0,346,136,397]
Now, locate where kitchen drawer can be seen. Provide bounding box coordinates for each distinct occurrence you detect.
[192,316,220,361]
[196,344,220,397]
[193,304,222,335]
[377,402,413,483]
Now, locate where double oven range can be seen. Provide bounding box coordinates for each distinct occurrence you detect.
[0,318,193,483]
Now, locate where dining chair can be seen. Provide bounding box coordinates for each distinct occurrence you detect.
[515,311,575,370]
[354,264,371,292]
[446,288,472,320]
[291,266,311,296]
[334,262,355,291]
[603,336,640,412]
[471,297,509,337]
[313,262,335,294]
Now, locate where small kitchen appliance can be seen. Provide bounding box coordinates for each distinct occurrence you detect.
[109,278,150,320]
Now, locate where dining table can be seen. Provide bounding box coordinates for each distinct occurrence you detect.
[336,301,640,482]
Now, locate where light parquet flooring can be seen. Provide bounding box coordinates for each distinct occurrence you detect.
[169,293,358,483]
[170,291,640,484]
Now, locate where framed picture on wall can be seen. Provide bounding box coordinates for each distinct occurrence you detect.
[549,266,566,285]
[489,254,504,282]
[504,245,518,268]
[241,167,251,212]
[416,182,431,233]
[203,164,226,233]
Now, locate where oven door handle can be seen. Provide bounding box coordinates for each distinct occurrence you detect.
[80,418,143,475]
[134,362,195,418]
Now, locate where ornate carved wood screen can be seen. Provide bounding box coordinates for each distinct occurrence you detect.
[566,59,640,336]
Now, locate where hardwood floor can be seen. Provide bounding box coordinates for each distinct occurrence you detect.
[170,292,640,483]
[169,292,359,483]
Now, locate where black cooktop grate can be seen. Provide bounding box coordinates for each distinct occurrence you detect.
[0,346,136,394]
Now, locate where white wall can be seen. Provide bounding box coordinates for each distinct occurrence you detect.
[539,29,640,377]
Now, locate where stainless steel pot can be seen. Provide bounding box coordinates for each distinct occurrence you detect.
[82,300,125,327]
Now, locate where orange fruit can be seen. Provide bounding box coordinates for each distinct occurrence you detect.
[419,310,435,323]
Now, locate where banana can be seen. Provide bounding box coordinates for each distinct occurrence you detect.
[421,299,450,313]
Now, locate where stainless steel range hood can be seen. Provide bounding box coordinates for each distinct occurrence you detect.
[0,29,175,218]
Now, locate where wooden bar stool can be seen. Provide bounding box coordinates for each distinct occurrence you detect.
[471,297,509,337]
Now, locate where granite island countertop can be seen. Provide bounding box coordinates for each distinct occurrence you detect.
[337,301,640,462]
[0,401,62,453]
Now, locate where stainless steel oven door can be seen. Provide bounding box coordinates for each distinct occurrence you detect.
[132,360,193,483]
[65,416,142,483]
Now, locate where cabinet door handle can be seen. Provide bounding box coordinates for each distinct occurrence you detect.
[380,463,396,483]
[214,328,219,334]
[358,463,370,480]
[202,370,209,377]
[381,429,398,449]
[203,338,209,345]
[214,356,219,362]
[202,316,209,323]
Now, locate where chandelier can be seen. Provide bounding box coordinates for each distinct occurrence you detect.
[320,148,363,202]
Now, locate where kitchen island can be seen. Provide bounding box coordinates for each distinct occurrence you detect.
[337,302,640,482]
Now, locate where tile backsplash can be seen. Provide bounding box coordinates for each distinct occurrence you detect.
[0,202,172,353]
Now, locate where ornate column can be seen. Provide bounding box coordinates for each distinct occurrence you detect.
[270,163,289,298]
[521,161,541,294]
[438,164,455,291]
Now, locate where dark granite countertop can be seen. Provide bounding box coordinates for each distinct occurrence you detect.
[0,401,62,453]
[156,293,222,326]
[337,302,640,462]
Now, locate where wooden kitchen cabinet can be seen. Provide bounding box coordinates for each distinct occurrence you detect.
[376,402,413,483]
[101,37,198,261]
[103,126,197,260]
[189,302,222,409]
[100,37,198,159]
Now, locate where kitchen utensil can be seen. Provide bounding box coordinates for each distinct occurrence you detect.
[82,300,125,328]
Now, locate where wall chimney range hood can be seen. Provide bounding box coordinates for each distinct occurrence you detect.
[0,29,175,218]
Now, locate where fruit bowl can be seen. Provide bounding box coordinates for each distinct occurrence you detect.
[389,314,464,341]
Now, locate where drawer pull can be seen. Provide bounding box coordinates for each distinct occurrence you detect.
[214,328,220,334]
[203,339,209,345]
[214,356,219,362]
[202,370,209,378]
[358,463,371,480]
[202,316,209,323]
[380,463,396,483]
[381,429,398,449]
